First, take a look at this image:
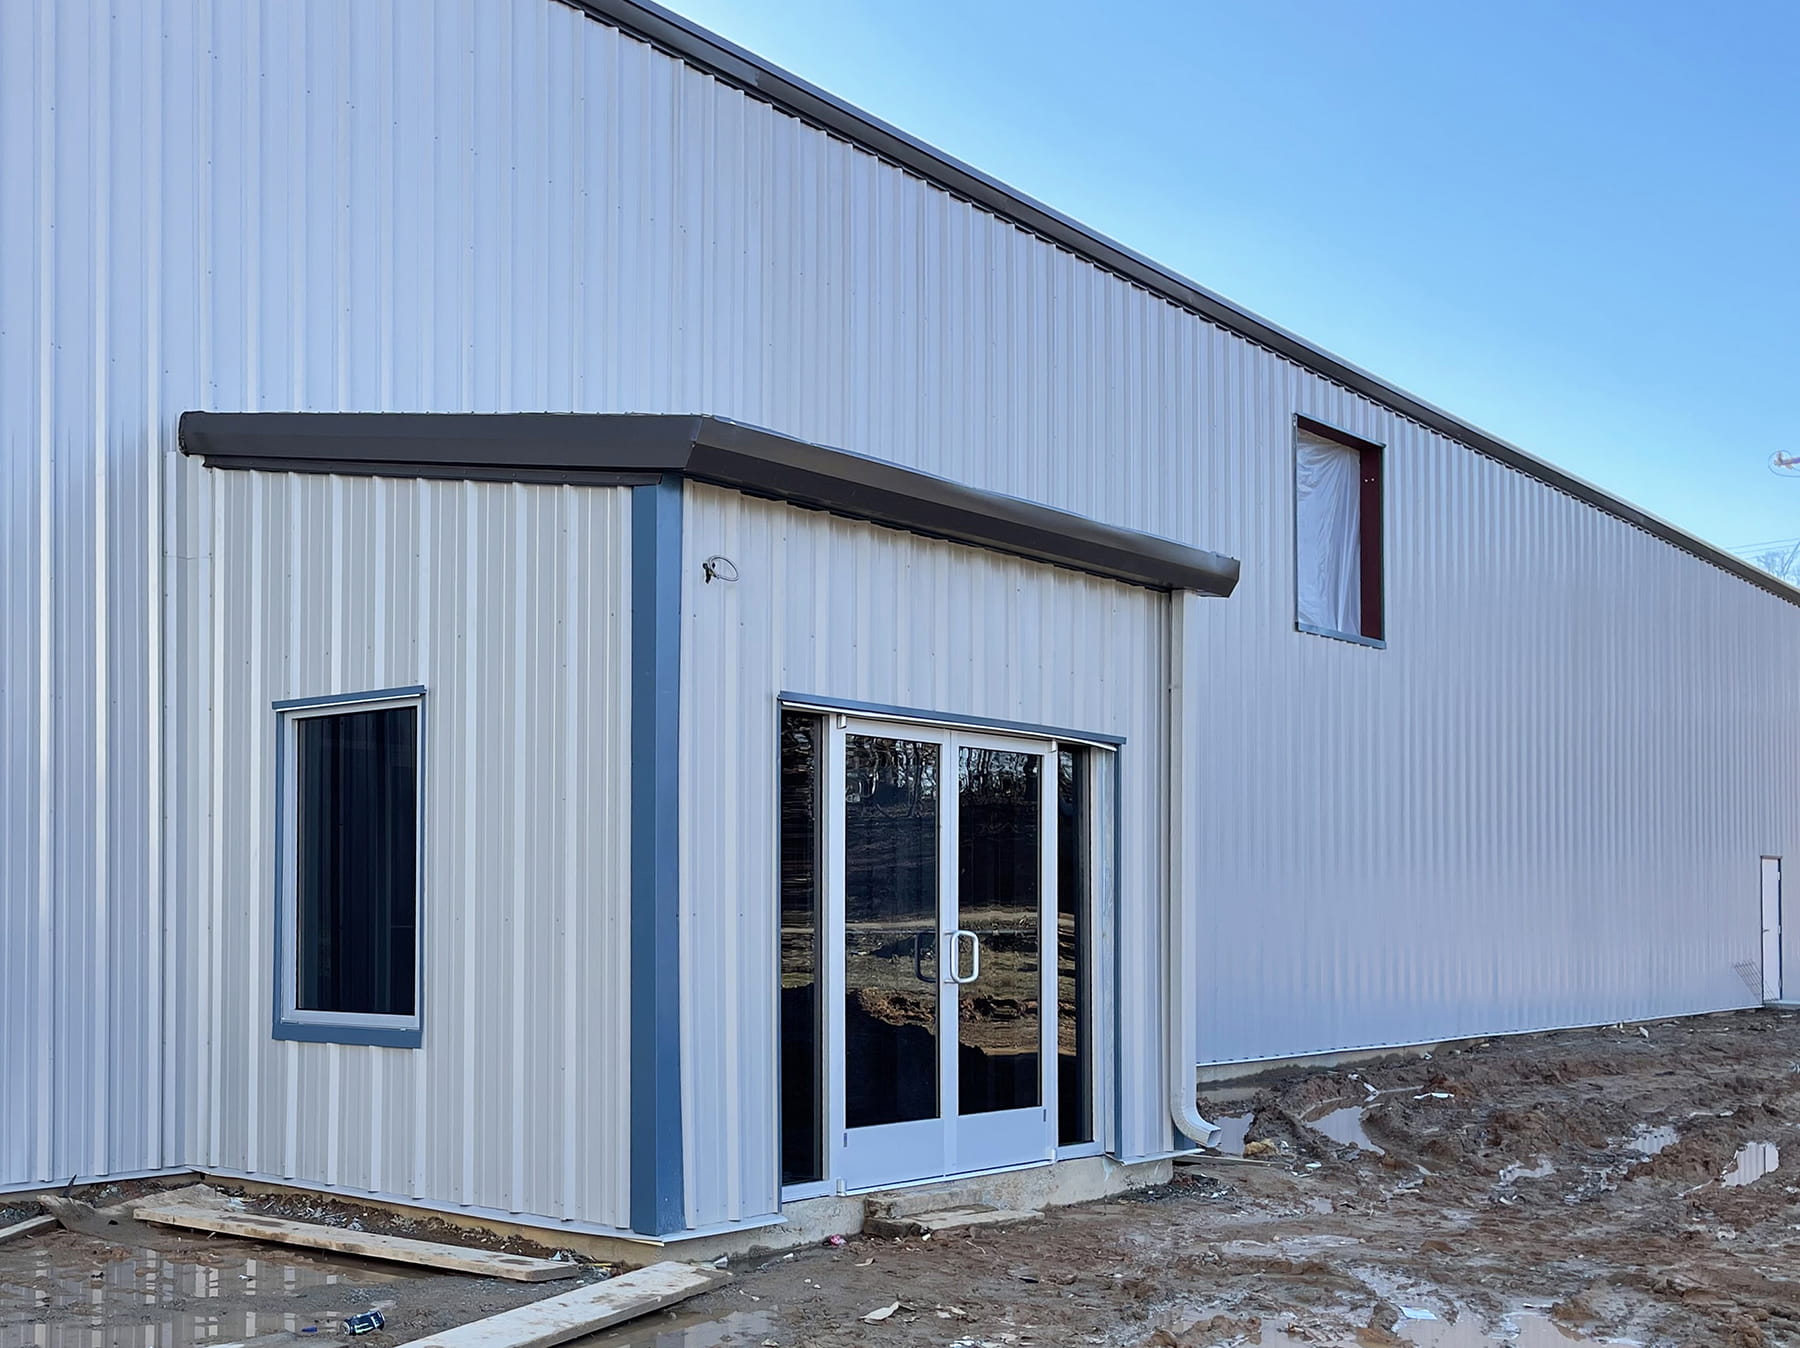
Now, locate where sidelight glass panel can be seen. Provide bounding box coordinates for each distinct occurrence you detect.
[1057,748,1092,1144]
[843,735,941,1129]
[295,706,418,1016]
[957,747,1041,1115]
[779,713,824,1185]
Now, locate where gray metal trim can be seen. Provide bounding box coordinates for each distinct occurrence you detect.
[1295,413,1386,454]
[776,692,1128,747]
[1108,749,1124,1161]
[178,412,1239,597]
[203,457,659,489]
[271,1020,424,1050]
[272,685,427,712]
[554,0,1800,611]
[1296,621,1389,650]
[630,479,687,1235]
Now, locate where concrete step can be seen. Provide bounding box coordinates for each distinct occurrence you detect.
[862,1178,1031,1220]
[861,1203,1042,1239]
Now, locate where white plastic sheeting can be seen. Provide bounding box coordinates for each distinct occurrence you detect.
[1294,431,1364,635]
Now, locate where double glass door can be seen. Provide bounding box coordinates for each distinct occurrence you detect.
[830,719,1058,1190]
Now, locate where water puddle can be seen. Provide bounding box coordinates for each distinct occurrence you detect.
[568,1308,773,1346]
[1401,1312,1639,1345]
[582,1303,1632,1348]
[1212,1112,1255,1157]
[1303,1104,1385,1154]
[1228,1311,1635,1345]
[1721,1141,1780,1186]
[0,1243,406,1348]
[1498,1156,1556,1185]
[1626,1124,1679,1157]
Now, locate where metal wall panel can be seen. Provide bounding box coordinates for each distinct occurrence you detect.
[1183,409,1800,1066]
[6,0,1798,1229]
[0,0,170,1188]
[677,484,1170,1227]
[200,471,632,1227]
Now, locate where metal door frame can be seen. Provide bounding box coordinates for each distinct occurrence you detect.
[1762,856,1783,1003]
[826,713,1058,1192]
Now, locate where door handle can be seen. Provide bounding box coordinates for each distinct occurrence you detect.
[912,931,935,983]
[950,928,980,985]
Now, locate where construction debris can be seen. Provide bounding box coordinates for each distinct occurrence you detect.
[394,1261,724,1348]
[0,1214,56,1247]
[39,1194,166,1243]
[133,1187,577,1283]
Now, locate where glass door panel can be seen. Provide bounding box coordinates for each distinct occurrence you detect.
[828,717,1073,1191]
[955,746,1042,1115]
[842,733,941,1130]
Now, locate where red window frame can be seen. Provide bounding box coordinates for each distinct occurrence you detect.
[1296,415,1384,643]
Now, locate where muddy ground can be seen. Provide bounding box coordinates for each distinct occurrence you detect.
[4,1009,1797,1347]
[653,1008,1800,1347]
[0,1175,589,1347]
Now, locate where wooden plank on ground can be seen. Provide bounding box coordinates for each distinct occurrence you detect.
[394,1262,724,1348]
[132,1202,577,1282]
[0,1214,57,1246]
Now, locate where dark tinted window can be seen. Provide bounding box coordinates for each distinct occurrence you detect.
[295,705,419,1016]
[843,734,941,1129]
[1057,747,1092,1145]
[957,747,1041,1116]
[779,713,824,1184]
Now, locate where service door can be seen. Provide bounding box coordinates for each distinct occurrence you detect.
[1762,857,1783,1003]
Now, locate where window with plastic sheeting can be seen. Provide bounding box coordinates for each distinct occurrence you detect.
[1294,420,1384,644]
[273,688,425,1048]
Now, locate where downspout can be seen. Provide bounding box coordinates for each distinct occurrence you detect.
[1166,589,1221,1148]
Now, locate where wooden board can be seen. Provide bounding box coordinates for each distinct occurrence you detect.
[40,1194,166,1242]
[132,1202,577,1282]
[0,1214,57,1246]
[394,1262,724,1348]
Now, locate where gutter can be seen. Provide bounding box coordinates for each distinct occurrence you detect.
[177,411,1240,596]
[1165,591,1221,1150]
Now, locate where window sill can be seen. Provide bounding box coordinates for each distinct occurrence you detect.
[273,1018,422,1049]
[1296,621,1386,650]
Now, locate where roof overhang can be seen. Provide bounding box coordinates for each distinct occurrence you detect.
[179,411,1240,597]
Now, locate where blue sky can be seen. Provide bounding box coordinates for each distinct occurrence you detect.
[666,0,1800,560]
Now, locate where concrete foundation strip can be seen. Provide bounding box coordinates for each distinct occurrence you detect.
[132,1201,578,1282]
[393,1261,725,1348]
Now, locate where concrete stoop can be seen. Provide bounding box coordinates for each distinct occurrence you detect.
[169,1155,1174,1267]
[861,1202,1043,1239]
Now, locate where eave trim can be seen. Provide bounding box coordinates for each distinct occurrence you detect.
[178,411,1240,596]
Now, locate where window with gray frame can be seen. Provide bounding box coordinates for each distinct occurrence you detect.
[274,689,424,1047]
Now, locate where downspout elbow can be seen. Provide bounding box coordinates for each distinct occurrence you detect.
[1171,1076,1221,1150]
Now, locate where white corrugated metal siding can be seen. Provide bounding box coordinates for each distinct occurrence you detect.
[195,470,632,1226]
[677,484,1171,1226]
[0,0,171,1188]
[1184,408,1800,1065]
[6,0,1798,1232]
